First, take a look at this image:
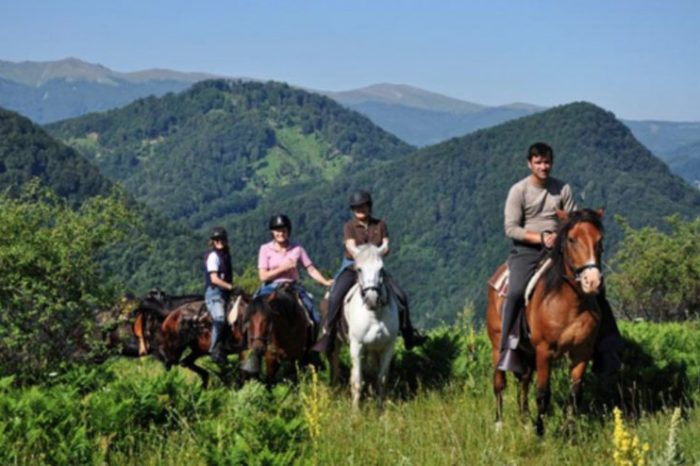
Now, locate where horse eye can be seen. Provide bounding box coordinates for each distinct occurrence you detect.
[568,237,576,244]
[356,267,362,274]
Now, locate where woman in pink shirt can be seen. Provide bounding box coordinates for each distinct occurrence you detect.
[256,214,333,324]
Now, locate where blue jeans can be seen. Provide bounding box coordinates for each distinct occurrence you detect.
[254,282,319,324]
[205,287,226,352]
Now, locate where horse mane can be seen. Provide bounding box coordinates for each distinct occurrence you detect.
[543,209,604,295]
[244,286,299,323]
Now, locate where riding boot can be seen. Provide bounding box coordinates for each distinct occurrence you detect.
[399,308,427,350]
[210,319,227,366]
[311,313,338,354]
[496,295,525,374]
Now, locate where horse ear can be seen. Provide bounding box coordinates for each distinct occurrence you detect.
[595,208,605,218]
[377,243,388,256]
[556,209,569,221]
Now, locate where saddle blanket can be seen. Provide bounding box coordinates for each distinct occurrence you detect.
[488,258,552,307]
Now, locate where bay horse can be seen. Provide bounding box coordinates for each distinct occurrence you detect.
[486,208,605,435]
[132,289,203,356]
[330,244,399,410]
[159,294,249,387]
[239,283,316,385]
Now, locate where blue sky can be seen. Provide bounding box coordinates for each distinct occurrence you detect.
[1,0,698,121]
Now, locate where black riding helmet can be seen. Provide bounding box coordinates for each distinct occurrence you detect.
[349,190,372,209]
[269,214,292,232]
[210,226,228,241]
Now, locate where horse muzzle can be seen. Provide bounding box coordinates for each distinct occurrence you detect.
[241,348,263,375]
[578,266,602,295]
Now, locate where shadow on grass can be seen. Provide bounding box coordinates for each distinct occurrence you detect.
[585,338,693,416]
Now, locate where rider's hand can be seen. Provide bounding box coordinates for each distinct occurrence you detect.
[282,259,296,271]
[543,232,556,249]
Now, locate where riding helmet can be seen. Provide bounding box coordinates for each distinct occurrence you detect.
[269,214,292,232]
[349,190,372,208]
[209,226,228,240]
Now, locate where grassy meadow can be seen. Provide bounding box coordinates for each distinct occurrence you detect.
[1,320,699,465]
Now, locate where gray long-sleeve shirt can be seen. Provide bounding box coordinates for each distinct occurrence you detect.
[504,176,577,241]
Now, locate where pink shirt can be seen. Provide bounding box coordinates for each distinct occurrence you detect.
[257,241,313,283]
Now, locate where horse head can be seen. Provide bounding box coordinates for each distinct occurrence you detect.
[354,244,387,310]
[240,296,272,375]
[553,208,605,295]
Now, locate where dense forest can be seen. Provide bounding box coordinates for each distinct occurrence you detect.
[222,102,700,325]
[0,107,201,294]
[48,80,414,229]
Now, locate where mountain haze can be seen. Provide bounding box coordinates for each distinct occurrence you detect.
[0,58,219,123]
[223,102,700,325]
[326,83,544,146]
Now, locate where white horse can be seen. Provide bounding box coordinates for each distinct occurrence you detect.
[338,243,400,410]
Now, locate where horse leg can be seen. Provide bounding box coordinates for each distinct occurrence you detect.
[491,346,506,428]
[349,340,363,410]
[181,351,210,388]
[534,345,552,437]
[264,352,279,388]
[565,359,588,438]
[330,344,341,387]
[517,366,533,421]
[375,346,395,411]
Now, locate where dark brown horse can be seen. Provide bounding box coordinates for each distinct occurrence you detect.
[487,209,605,435]
[240,284,316,385]
[132,289,203,356]
[159,294,249,387]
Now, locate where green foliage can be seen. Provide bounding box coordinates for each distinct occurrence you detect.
[1,320,699,464]
[226,102,700,326]
[48,80,414,230]
[608,215,700,321]
[0,182,137,383]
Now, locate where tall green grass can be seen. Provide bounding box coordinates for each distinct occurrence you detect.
[1,321,698,465]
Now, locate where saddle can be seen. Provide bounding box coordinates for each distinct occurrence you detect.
[488,257,553,307]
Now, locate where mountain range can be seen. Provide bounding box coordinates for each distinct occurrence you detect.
[2,58,700,182]
[46,80,413,230]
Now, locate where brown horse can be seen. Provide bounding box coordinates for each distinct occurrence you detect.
[159,294,249,387]
[132,289,203,356]
[487,208,605,435]
[240,284,316,385]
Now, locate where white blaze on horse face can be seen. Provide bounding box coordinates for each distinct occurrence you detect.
[354,245,384,310]
[579,264,601,295]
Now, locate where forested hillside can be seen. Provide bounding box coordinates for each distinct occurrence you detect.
[0,107,201,294]
[666,140,700,187]
[48,80,414,229]
[223,102,700,326]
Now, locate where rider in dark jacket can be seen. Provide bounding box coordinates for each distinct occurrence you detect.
[204,226,235,365]
[312,190,427,354]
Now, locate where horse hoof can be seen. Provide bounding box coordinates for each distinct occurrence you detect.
[495,421,503,432]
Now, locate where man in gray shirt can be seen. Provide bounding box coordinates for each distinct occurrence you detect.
[498,142,622,374]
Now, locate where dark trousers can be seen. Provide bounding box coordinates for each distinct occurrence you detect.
[500,245,543,352]
[500,245,623,355]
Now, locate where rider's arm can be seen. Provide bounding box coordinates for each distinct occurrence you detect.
[206,252,233,290]
[504,183,548,246]
[209,272,233,291]
[306,265,333,288]
[562,183,578,213]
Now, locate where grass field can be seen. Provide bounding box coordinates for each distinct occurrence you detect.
[1,321,698,465]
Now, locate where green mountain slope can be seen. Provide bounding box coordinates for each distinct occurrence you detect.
[47,80,414,229]
[0,106,202,294]
[224,102,700,326]
[667,139,700,188]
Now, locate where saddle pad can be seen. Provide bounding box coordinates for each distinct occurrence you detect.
[227,295,243,326]
[488,258,553,307]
